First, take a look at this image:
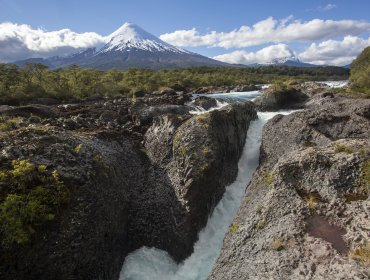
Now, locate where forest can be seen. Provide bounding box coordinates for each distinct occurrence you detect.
[0,63,350,105]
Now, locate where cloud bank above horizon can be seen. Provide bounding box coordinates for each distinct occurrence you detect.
[0,22,106,62]
[0,16,370,66]
[160,17,370,49]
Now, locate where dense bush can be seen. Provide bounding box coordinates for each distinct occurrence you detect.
[0,160,69,246]
[350,46,370,96]
[0,63,349,105]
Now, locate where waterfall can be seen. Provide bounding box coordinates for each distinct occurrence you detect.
[120,109,295,280]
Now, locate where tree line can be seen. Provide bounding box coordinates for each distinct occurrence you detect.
[0,63,349,105]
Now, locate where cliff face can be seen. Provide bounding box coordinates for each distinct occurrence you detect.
[140,102,257,259]
[0,94,257,279]
[209,97,370,280]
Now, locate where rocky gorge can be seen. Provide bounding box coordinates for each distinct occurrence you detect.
[0,89,257,279]
[0,81,369,280]
[209,94,370,279]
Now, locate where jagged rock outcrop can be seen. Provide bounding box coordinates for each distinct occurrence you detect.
[142,101,257,258]
[0,128,136,280]
[209,98,370,280]
[193,96,218,110]
[254,84,308,111]
[0,96,257,279]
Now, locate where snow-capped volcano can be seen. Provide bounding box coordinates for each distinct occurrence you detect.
[100,22,189,54]
[14,22,227,70]
[268,56,300,65]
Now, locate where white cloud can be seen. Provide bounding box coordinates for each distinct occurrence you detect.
[160,17,370,48]
[298,35,370,65]
[214,36,370,66]
[318,4,337,11]
[0,22,106,62]
[213,44,296,64]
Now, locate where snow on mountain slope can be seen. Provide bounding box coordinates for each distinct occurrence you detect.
[268,56,300,64]
[100,22,189,54]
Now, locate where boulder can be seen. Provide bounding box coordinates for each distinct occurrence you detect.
[254,84,308,111]
[130,104,191,126]
[0,104,57,118]
[193,96,218,110]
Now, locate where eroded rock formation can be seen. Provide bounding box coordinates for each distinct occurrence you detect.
[209,98,370,280]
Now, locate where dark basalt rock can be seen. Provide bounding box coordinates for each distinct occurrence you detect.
[0,94,258,279]
[209,98,370,280]
[193,96,218,110]
[254,85,309,111]
[141,101,257,260]
[260,98,370,165]
[130,104,191,126]
[0,129,135,280]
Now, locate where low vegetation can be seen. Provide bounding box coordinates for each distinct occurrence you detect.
[334,143,353,154]
[255,219,266,230]
[0,160,69,247]
[271,237,284,251]
[357,159,370,195]
[0,63,349,105]
[263,172,276,185]
[0,117,24,132]
[229,223,239,234]
[351,243,370,265]
[350,46,370,96]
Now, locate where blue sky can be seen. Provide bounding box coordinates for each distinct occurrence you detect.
[0,0,369,65]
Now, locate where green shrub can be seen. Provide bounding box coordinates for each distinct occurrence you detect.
[0,117,23,132]
[350,46,370,96]
[0,160,69,246]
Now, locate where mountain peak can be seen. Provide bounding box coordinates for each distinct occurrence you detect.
[107,22,156,42]
[100,22,189,54]
[269,56,300,64]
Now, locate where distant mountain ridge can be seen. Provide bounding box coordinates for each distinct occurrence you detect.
[247,56,318,67]
[14,23,227,70]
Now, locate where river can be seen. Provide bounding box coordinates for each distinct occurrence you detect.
[120,91,295,280]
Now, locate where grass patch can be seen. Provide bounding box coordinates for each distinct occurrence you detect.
[74,144,84,154]
[177,145,189,156]
[351,243,370,265]
[357,159,370,195]
[263,172,276,185]
[255,219,266,230]
[229,223,239,234]
[307,194,319,209]
[334,143,353,154]
[296,189,323,210]
[272,237,284,251]
[0,117,24,132]
[202,145,210,154]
